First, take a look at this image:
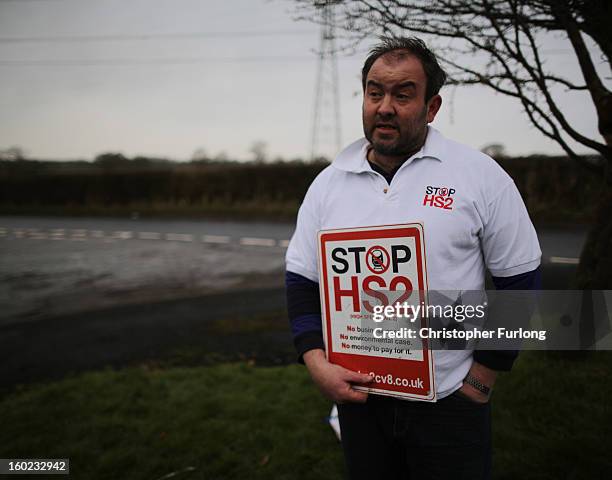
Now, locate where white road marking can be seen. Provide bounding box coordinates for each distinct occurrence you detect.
[202,234,231,244]
[138,231,162,240]
[240,237,276,247]
[49,229,65,240]
[70,229,88,239]
[0,226,289,251]
[550,256,580,265]
[29,233,49,240]
[165,233,194,242]
[111,231,133,240]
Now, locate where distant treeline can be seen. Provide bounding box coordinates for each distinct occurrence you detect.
[496,155,602,224]
[0,154,326,220]
[0,153,604,223]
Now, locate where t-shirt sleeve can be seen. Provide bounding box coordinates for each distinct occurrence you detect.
[285,180,322,282]
[481,180,541,277]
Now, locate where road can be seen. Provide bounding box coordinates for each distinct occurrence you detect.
[0,216,588,388]
[0,216,587,322]
[0,216,294,324]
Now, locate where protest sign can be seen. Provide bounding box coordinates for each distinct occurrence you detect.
[318,224,435,401]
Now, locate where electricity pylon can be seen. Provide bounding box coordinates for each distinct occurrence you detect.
[310,1,342,162]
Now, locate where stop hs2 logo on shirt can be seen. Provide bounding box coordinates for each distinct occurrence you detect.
[422,185,456,210]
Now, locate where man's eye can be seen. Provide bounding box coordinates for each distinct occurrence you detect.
[369,91,382,98]
[396,94,410,100]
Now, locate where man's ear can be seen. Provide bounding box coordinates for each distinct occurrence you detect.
[426,94,442,123]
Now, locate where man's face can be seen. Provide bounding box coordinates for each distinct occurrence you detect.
[363,53,441,157]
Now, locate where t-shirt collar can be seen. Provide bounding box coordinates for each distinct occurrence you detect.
[332,126,446,174]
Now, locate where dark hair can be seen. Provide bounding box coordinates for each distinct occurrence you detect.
[361,37,447,101]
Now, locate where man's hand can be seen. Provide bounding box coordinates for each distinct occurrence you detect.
[458,361,497,404]
[303,349,374,404]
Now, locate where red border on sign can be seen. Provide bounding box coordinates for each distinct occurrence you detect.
[319,224,433,399]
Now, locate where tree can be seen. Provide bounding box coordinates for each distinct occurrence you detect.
[94,152,129,167]
[191,148,209,163]
[295,0,612,288]
[0,146,26,161]
[213,151,229,162]
[482,143,508,158]
[249,141,269,163]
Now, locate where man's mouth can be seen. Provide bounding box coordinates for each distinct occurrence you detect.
[375,124,398,133]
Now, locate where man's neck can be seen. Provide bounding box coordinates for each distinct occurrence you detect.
[367,148,419,174]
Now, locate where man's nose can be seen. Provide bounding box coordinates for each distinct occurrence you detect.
[378,94,395,116]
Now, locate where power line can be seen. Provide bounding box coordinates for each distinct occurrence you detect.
[0,30,317,44]
[0,48,577,68]
[0,55,320,67]
[0,31,575,57]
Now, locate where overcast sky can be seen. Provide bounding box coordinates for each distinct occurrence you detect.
[0,0,609,161]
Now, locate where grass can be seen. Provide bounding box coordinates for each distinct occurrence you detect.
[1,364,342,480]
[492,351,612,479]
[1,352,610,479]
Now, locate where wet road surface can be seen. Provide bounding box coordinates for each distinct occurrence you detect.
[0,216,588,389]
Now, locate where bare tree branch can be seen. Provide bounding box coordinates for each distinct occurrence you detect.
[481,0,609,155]
[293,0,612,166]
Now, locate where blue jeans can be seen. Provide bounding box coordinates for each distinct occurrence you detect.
[337,391,492,479]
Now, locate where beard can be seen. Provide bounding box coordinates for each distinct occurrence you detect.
[363,105,428,158]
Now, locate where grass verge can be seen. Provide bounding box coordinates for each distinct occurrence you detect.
[1,352,610,479]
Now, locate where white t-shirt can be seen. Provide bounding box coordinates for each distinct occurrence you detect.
[286,127,541,397]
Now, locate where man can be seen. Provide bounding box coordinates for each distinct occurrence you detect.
[285,37,541,479]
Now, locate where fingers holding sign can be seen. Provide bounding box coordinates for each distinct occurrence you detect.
[303,349,374,404]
